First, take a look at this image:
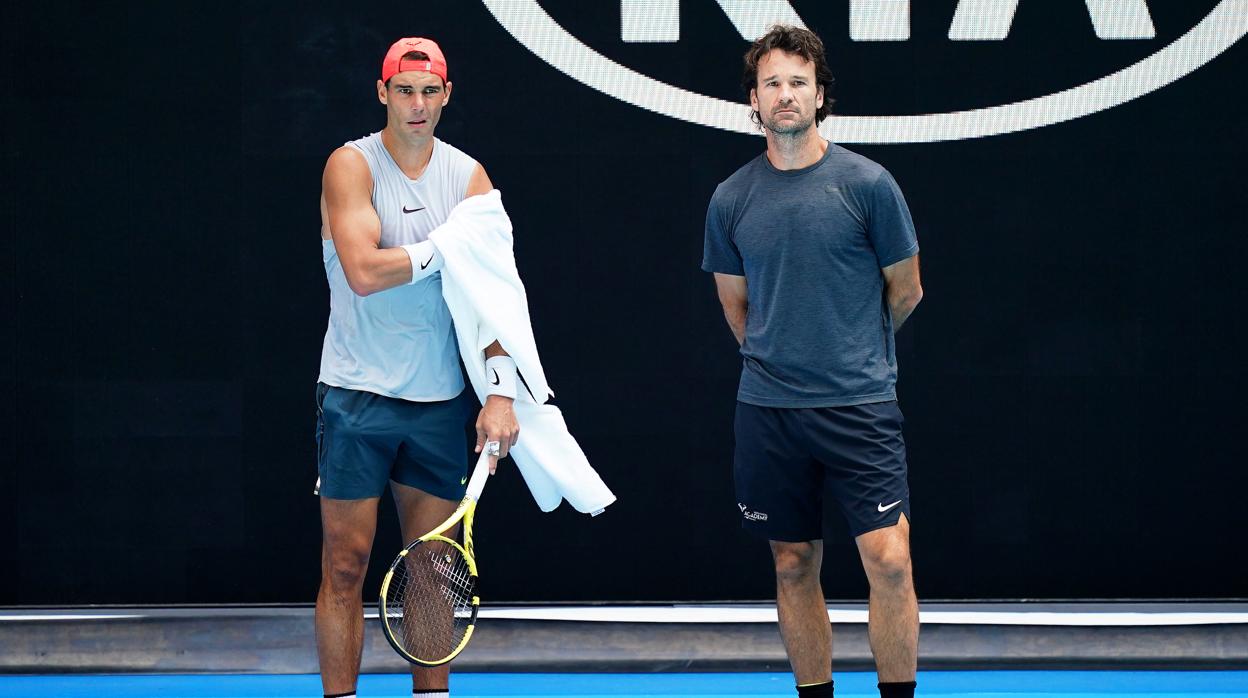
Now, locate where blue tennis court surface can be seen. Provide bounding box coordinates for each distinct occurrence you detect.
[1,672,1245,697]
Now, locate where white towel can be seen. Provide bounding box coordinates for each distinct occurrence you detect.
[429,190,616,515]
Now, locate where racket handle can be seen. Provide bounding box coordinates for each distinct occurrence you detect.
[465,441,498,502]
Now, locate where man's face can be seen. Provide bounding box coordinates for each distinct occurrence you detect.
[377,71,452,137]
[750,49,823,135]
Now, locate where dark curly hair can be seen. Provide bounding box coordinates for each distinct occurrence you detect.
[741,25,836,127]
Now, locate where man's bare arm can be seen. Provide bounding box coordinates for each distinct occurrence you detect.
[465,163,493,197]
[714,273,749,346]
[476,338,520,471]
[321,147,416,296]
[882,254,923,331]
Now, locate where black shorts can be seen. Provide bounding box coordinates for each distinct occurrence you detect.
[733,400,911,541]
[315,383,472,501]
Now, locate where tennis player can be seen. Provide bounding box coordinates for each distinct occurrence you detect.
[702,25,923,698]
[314,37,520,698]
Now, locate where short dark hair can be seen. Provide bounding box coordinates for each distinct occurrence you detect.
[741,25,836,126]
[385,51,442,88]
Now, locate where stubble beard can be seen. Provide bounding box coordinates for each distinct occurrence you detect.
[762,110,816,138]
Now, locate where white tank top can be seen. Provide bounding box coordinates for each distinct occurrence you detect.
[318,133,477,401]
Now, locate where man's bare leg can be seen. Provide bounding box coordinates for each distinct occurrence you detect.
[855,514,918,683]
[392,481,462,693]
[771,540,832,685]
[316,496,380,696]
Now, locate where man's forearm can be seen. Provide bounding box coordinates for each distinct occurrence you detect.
[724,306,747,346]
[882,256,923,332]
[342,240,449,297]
[484,340,509,359]
[340,246,416,296]
[889,292,922,332]
[477,339,520,461]
[483,341,516,402]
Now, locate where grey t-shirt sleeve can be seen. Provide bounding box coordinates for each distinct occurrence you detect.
[702,186,745,275]
[867,170,920,268]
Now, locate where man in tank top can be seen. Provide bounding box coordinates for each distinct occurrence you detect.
[314,37,519,698]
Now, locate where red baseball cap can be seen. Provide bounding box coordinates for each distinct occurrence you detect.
[381,37,448,83]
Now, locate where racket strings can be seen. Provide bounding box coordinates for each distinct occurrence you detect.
[385,538,476,663]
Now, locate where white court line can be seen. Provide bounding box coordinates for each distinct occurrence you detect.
[474,606,1248,626]
[0,615,144,621]
[8,607,1246,626]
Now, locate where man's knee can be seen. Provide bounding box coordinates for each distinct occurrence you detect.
[771,541,820,583]
[321,543,371,594]
[318,497,379,596]
[860,537,912,587]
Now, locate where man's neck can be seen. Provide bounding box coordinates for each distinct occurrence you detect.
[381,127,435,179]
[764,126,827,171]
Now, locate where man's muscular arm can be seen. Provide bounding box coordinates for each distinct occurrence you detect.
[324,154,495,297]
[714,273,749,346]
[882,254,923,331]
[465,163,492,198]
[322,147,418,296]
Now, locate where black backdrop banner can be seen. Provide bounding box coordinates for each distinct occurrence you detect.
[4,1,1247,604]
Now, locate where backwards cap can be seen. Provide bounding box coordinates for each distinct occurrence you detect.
[381,37,447,83]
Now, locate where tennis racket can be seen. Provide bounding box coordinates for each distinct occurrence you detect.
[378,440,498,666]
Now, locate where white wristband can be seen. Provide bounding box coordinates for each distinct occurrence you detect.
[484,355,517,400]
[400,240,443,283]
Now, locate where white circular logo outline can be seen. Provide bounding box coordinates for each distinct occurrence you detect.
[481,0,1248,143]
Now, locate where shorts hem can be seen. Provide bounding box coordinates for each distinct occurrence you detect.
[317,489,385,501]
[851,511,909,538]
[742,521,822,543]
[389,477,465,503]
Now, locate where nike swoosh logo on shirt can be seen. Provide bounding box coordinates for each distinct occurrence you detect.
[403,206,425,214]
[878,500,902,513]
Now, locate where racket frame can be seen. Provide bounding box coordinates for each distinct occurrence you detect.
[378,442,496,666]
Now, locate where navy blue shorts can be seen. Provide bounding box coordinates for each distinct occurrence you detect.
[733,400,911,541]
[314,383,472,501]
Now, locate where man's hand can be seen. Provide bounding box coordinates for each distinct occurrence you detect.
[475,395,519,473]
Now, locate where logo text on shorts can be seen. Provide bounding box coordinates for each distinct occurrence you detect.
[738,503,769,522]
[481,1,1248,143]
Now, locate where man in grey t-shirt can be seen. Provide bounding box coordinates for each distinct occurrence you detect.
[703,26,923,698]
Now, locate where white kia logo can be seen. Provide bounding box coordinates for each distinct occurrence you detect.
[481,1,1248,143]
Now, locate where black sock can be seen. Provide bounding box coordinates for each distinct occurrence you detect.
[323,692,355,698]
[797,680,833,697]
[878,680,917,698]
